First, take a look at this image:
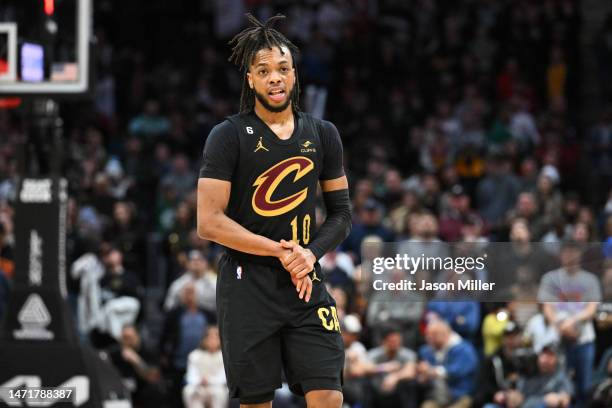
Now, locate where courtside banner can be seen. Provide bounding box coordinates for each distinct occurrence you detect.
[360,241,610,302]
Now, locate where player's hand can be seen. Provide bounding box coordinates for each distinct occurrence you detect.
[291,275,312,302]
[279,239,316,279]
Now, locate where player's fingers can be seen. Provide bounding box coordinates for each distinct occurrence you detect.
[295,267,312,279]
[299,278,307,300]
[295,277,302,292]
[291,262,309,275]
[282,252,299,267]
[287,257,305,271]
[305,279,313,302]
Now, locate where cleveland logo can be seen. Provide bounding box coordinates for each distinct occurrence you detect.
[252,156,314,217]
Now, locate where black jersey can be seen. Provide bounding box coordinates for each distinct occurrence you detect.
[199,111,345,268]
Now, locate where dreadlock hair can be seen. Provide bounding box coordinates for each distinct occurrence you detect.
[228,13,300,113]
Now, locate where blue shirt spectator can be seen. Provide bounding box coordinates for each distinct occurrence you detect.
[418,320,478,404]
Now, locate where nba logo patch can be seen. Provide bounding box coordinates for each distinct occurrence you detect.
[236,266,242,279]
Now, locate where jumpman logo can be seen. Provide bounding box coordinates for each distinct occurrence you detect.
[311,269,321,282]
[254,137,269,152]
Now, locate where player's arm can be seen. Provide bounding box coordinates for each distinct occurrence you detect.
[197,178,285,257]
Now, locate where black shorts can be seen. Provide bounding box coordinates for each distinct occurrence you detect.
[216,253,344,404]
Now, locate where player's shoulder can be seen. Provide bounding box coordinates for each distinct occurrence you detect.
[207,113,247,143]
[298,112,339,139]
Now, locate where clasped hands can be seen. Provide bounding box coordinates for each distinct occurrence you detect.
[277,239,317,302]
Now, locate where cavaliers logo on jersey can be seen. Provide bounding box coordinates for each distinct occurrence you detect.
[252,156,314,217]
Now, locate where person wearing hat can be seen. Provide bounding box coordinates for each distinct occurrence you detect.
[474,321,529,407]
[439,184,483,242]
[341,314,369,406]
[484,342,573,408]
[518,344,573,408]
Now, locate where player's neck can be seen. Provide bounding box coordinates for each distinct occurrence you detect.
[254,101,294,126]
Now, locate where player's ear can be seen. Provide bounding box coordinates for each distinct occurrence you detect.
[246,72,253,89]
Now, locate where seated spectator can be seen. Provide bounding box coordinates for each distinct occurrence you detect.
[539,241,601,404]
[100,247,144,303]
[486,343,573,408]
[417,319,478,408]
[93,247,143,346]
[159,283,210,407]
[474,321,535,407]
[164,249,216,317]
[341,314,369,406]
[183,326,227,408]
[366,325,418,408]
[108,325,166,408]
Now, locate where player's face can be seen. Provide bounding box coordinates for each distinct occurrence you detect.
[247,45,296,113]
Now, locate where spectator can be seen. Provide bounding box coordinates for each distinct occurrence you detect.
[160,154,197,201]
[474,321,533,407]
[476,155,521,233]
[487,343,573,408]
[417,319,478,408]
[94,247,143,346]
[159,283,210,407]
[104,201,146,280]
[341,314,369,406]
[164,249,216,316]
[438,184,482,243]
[99,247,143,303]
[108,325,166,408]
[481,305,511,357]
[539,241,602,405]
[128,99,171,140]
[366,325,418,408]
[182,326,227,408]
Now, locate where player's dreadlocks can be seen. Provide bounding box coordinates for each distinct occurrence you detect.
[228,13,300,113]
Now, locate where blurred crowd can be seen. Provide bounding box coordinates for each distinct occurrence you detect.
[1,0,612,407]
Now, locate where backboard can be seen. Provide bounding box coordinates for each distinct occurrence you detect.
[0,0,92,96]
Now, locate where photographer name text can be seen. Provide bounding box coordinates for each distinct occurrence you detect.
[372,279,495,292]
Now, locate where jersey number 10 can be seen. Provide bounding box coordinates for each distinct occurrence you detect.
[290,214,311,244]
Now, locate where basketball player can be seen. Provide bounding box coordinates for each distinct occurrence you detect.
[196,14,351,408]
